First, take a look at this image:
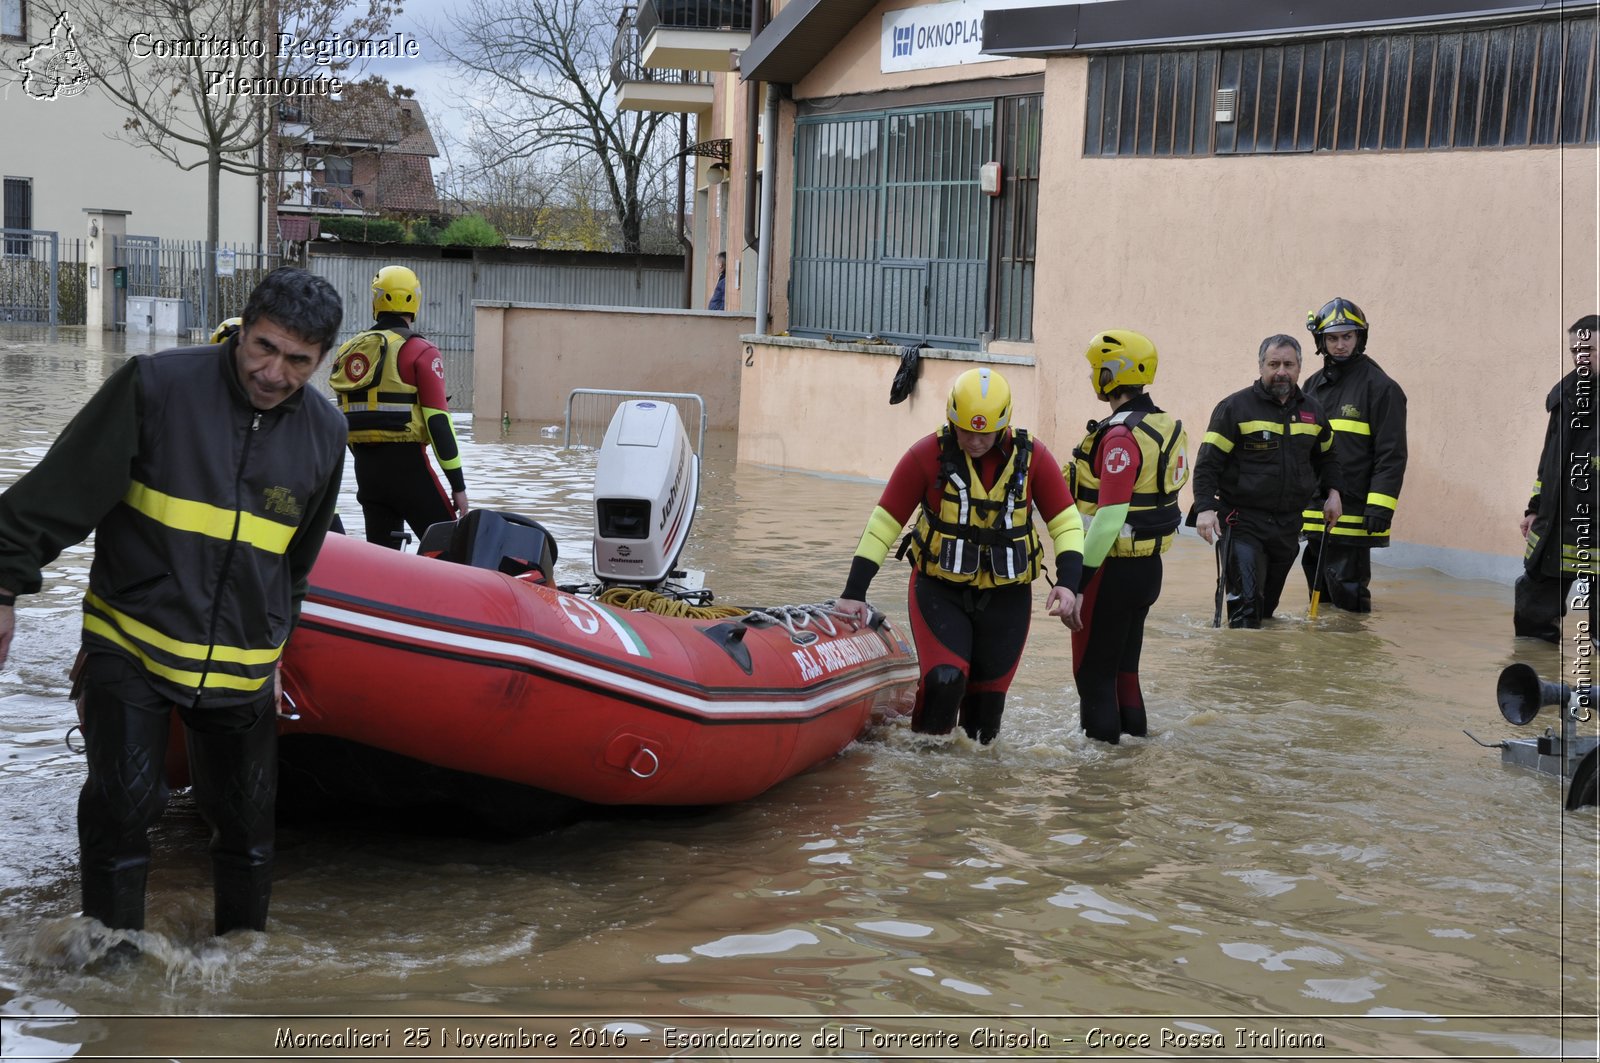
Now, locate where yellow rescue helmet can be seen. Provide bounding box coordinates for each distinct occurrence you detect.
[1085,329,1158,395]
[372,265,421,319]
[947,367,1012,433]
[210,316,242,344]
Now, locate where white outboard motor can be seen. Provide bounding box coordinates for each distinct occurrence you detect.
[592,400,700,589]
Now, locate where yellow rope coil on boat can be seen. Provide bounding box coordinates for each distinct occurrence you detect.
[595,587,748,619]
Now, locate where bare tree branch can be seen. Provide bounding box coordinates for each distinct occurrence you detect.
[65,0,402,312]
[423,0,675,252]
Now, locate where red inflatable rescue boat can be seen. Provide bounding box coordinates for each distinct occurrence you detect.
[278,528,917,813]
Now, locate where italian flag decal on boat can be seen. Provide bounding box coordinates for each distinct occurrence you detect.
[558,594,651,658]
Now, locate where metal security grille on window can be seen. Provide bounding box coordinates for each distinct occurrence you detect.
[1086,15,1598,157]
[791,96,1041,349]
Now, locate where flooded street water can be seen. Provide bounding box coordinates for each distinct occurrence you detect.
[0,326,1595,1062]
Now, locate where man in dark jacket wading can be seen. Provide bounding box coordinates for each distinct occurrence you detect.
[1299,298,1408,613]
[1192,334,1344,629]
[0,268,347,949]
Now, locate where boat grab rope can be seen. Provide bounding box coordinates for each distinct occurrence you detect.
[593,591,879,639]
[740,602,867,640]
[596,586,747,619]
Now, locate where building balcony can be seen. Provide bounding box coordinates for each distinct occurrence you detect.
[276,184,370,216]
[613,9,715,112]
[632,0,751,73]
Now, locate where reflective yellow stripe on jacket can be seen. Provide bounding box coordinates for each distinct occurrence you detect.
[99,479,297,691]
[84,592,283,692]
[1525,529,1600,575]
[124,481,298,553]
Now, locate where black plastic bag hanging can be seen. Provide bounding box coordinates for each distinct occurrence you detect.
[889,342,927,404]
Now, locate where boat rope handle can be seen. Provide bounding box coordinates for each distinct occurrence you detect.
[741,602,875,639]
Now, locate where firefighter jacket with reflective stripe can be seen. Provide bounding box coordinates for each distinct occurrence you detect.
[1069,395,1187,558]
[1526,367,1600,577]
[1299,353,1407,546]
[0,343,346,707]
[907,426,1043,587]
[1191,380,1343,518]
[331,324,426,443]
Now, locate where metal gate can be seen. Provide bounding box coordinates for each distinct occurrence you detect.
[114,237,284,332]
[0,229,60,324]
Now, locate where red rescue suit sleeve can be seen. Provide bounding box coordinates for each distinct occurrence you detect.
[400,337,466,494]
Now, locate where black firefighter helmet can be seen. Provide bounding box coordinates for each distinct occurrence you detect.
[1307,297,1369,358]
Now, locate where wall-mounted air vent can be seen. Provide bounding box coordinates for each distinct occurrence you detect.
[1214,88,1237,123]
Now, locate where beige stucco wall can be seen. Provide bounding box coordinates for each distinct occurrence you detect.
[737,338,1037,477]
[473,304,752,430]
[743,39,1597,575]
[1,75,259,243]
[1028,57,1599,563]
[700,71,757,312]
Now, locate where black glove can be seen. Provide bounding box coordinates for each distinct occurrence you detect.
[1364,506,1393,536]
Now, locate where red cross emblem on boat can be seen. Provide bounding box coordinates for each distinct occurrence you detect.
[969,414,988,431]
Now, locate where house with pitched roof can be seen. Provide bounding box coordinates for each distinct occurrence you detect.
[271,83,443,243]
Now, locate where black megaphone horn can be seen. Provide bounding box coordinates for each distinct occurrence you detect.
[1496,663,1590,726]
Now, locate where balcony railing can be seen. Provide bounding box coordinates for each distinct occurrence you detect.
[612,7,713,87]
[633,0,752,40]
[307,184,370,213]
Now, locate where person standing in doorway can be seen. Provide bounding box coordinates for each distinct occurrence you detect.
[0,267,347,942]
[708,252,727,310]
[833,367,1085,745]
[330,265,468,547]
[1515,314,1600,641]
[1299,298,1408,612]
[1192,335,1343,628]
[1064,330,1187,743]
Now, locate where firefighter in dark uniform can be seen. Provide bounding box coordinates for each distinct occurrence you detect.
[1064,330,1187,743]
[0,269,347,942]
[1191,334,1344,628]
[1300,298,1408,612]
[1515,313,1600,642]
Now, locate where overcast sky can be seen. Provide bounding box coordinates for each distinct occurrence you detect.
[357,0,474,177]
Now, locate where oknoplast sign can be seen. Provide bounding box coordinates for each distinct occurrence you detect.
[880,0,1107,74]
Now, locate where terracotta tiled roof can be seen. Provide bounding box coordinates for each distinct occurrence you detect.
[292,86,438,156]
[373,153,440,214]
[394,99,439,157]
